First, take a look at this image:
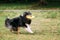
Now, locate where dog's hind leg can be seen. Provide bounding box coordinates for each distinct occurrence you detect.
[10,28,13,32]
[17,27,20,34]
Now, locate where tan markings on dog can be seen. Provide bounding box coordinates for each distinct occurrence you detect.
[10,28,13,32]
[17,27,20,34]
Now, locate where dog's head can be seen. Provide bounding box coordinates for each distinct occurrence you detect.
[23,11,34,19]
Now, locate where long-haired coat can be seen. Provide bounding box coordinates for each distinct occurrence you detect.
[5,12,34,34]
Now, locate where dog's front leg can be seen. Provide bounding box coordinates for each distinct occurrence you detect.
[25,24,33,33]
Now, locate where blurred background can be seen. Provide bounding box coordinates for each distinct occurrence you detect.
[0,0,60,10]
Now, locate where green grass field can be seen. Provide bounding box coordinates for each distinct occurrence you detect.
[0,10,60,40]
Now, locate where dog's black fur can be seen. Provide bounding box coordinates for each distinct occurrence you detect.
[5,12,32,32]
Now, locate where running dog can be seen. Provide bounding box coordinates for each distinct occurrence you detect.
[5,11,34,34]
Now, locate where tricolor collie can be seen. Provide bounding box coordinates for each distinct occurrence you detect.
[5,12,34,34]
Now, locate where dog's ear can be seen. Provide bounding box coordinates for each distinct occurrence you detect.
[23,12,27,16]
[23,12,28,16]
[23,11,32,17]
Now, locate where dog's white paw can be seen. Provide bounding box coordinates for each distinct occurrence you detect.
[25,24,34,33]
[25,28,34,33]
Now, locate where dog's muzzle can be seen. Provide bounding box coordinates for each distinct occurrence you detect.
[26,15,35,19]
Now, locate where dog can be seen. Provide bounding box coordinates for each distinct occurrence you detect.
[5,11,34,34]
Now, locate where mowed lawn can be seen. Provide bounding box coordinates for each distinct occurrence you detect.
[0,10,60,40]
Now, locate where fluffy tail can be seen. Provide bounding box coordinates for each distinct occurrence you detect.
[5,17,11,28]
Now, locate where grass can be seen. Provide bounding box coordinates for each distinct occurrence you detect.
[0,10,60,40]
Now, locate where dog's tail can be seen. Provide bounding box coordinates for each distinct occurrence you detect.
[5,17,11,28]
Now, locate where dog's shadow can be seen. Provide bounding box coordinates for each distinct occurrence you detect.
[19,31,46,35]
